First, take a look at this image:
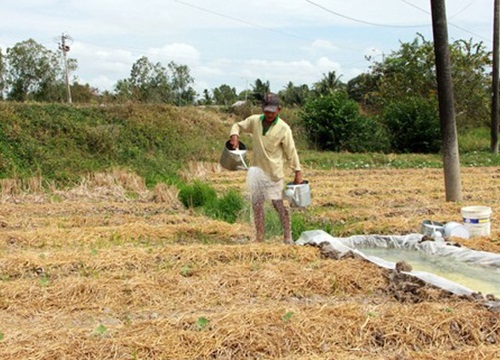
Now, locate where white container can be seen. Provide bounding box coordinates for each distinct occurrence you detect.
[443,221,469,239]
[461,206,492,237]
[220,140,248,171]
[284,181,311,207]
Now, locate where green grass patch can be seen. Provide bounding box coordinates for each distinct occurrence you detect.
[300,148,500,170]
[203,188,246,223]
[178,181,218,209]
[178,181,246,224]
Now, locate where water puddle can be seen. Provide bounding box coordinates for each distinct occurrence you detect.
[361,247,500,297]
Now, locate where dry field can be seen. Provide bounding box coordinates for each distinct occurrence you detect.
[0,165,499,359]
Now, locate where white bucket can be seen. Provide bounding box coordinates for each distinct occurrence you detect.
[284,181,311,207]
[461,206,492,237]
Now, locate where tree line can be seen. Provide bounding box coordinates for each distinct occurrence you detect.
[0,35,493,140]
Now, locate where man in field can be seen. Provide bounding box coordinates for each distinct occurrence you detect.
[228,93,303,244]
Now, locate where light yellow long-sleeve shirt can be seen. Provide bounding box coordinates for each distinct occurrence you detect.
[230,114,301,181]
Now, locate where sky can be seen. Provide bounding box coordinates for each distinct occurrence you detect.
[0,0,494,97]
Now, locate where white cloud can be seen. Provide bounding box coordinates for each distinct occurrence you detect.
[316,57,341,71]
[148,43,201,65]
[310,39,339,53]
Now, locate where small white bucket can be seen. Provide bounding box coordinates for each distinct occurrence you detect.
[284,181,311,207]
[461,205,492,237]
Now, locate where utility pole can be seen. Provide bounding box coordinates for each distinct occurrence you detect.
[491,0,499,154]
[430,0,462,201]
[59,33,72,104]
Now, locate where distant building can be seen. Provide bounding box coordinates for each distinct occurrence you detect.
[232,100,247,108]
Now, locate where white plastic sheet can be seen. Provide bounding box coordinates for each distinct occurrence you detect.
[296,230,500,297]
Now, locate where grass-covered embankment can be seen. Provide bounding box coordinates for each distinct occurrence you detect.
[0,103,231,186]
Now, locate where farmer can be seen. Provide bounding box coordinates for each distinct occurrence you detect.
[228,92,303,244]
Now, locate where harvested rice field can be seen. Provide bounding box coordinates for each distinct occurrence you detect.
[0,166,499,359]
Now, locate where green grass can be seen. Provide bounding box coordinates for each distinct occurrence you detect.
[178,180,246,224]
[458,127,492,152]
[300,148,500,170]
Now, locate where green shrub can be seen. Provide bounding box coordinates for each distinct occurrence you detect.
[382,97,441,153]
[345,115,390,153]
[300,92,389,153]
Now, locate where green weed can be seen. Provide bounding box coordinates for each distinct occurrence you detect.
[281,311,294,322]
[38,273,50,287]
[95,324,107,335]
[180,265,193,277]
[195,317,210,331]
[1,103,499,190]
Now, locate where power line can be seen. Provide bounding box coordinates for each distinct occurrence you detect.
[305,0,428,28]
[173,0,386,58]
[304,0,489,42]
[173,0,310,42]
[399,0,490,42]
[449,0,481,19]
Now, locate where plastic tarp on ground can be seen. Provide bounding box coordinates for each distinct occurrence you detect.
[296,230,500,297]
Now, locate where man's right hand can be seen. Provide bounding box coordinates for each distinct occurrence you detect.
[229,135,239,150]
[294,170,303,185]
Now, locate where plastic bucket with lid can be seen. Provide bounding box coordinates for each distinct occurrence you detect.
[461,206,492,237]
